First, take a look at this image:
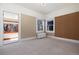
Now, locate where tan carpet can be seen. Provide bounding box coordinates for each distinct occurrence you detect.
[0,37,79,55]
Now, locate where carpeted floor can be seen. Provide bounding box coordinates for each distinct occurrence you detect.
[0,37,79,55]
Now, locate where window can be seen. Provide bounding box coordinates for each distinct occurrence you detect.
[47,20,53,31]
[46,19,55,32]
[36,19,44,32]
[37,20,43,31]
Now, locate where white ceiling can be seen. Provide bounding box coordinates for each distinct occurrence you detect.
[17,3,79,14]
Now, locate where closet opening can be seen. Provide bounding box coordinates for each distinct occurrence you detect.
[3,11,19,44]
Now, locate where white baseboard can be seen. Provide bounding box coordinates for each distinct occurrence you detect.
[20,36,36,41]
[48,36,79,43]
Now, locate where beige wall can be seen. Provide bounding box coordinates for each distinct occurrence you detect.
[47,33,54,36]
[21,14,36,39]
